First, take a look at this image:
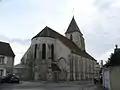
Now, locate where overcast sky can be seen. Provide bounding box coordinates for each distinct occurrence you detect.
[0,0,120,65]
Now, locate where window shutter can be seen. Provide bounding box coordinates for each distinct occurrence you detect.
[4,57,7,64]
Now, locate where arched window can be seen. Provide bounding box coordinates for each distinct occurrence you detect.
[51,44,54,61]
[34,44,37,59]
[70,34,73,40]
[42,44,46,59]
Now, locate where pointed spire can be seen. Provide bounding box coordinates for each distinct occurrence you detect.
[65,16,82,35]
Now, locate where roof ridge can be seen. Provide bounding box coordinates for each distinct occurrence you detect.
[0,41,9,44]
[31,26,95,61]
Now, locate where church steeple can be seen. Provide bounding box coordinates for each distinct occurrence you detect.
[65,16,85,51]
[65,16,82,35]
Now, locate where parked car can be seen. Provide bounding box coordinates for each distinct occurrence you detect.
[93,77,100,84]
[0,74,20,84]
[0,76,6,84]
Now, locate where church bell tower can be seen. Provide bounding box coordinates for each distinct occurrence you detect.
[65,16,85,51]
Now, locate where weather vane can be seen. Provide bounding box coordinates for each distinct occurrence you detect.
[115,44,118,49]
[72,8,74,16]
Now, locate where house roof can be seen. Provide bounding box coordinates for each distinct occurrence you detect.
[32,26,96,61]
[14,63,24,69]
[0,41,15,57]
[65,16,82,35]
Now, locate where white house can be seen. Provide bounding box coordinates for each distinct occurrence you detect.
[0,41,15,76]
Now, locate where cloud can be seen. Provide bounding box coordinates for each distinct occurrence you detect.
[10,42,30,65]
[1,0,120,64]
[81,0,120,62]
[93,0,114,10]
[0,34,30,45]
[96,48,114,64]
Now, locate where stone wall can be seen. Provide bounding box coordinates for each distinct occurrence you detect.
[69,53,97,81]
[26,37,71,81]
[21,36,97,81]
[65,32,85,50]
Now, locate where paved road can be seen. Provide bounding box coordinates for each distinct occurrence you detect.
[0,81,103,90]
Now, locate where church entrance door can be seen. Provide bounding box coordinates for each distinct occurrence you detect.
[53,71,58,82]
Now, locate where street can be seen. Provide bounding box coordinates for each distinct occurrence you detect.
[0,81,103,90]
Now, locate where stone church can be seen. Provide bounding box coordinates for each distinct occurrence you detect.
[21,16,98,81]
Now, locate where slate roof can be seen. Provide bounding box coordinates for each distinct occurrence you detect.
[14,63,23,69]
[0,41,15,57]
[32,26,96,61]
[65,16,82,35]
